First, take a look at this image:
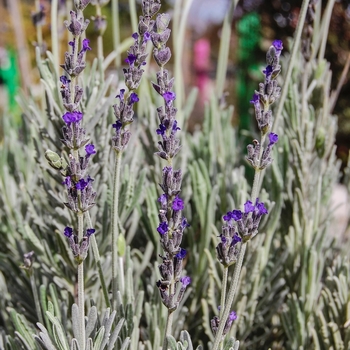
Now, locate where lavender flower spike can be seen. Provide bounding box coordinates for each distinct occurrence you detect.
[150,3,190,347]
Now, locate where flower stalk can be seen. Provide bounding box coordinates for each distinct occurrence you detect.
[212,40,283,350]
[110,0,158,307]
[148,3,191,348]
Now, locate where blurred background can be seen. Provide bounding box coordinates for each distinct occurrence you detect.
[1,0,350,167]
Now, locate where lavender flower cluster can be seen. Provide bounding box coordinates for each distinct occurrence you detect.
[46,0,97,262]
[112,0,160,153]
[148,10,191,311]
[247,40,283,169]
[216,199,268,267]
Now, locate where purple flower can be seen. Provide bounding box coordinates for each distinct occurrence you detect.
[144,31,151,42]
[269,132,279,145]
[60,76,70,85]
[69,40,75,52]
[180,276,191,287]
[158,194,167,206]
[172,196,184,211]
[255,198,268,216]
[250,93,259,104]
[163,91,176,104]
[220,235,227,243]
[132,32,139,40]
[82,38,92,52]
[156,123,166,135]
[272,40,283,51]
[162,166,172,177]
[244,200,255,213]
[125,54,137,65]
[86,228,95,237]
[176,248,187,259]
[263,65,273,78]
[62,176,71,188]
[64,226,73,237]
[229,311,237,321]
[231,234,242,246]
[232,210,242,221]
[181,217,190,229]
[157,222,168,235]
[85,144,96,156]
[223,211,233,221]
[113,120,122,130]
[129,92,139,105]
[172,120,181,134]
[62,111,83,124]
[76,178,88,190]
[116,89,125,100]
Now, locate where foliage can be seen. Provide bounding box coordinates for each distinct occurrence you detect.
[0,0,349,349]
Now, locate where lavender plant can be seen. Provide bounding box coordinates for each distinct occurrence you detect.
[1,0,350,350]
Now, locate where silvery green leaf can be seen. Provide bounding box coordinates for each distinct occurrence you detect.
[71,304,80,341]
[93,326,105,350]
[120,337,130,350]
[179,331,193,350]
[101,310,116,348]
[45,312,69,350]
[71,339,79,350]
[14,331,33,350]
[106,318,124,350]
[223,337,239,350]
[86,307,98,340]
[165,335,177,350]
[86,338,93,350]
[9,310,36,350]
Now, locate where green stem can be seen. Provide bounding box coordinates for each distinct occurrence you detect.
[218,267,228,350]
[85,212,110,308]
[128,0,138,34]
[35,0,43,53]
[111,0,121,67]
[212,243,247,350]
[162,310,174,350]
[317,0,336,62]
[112,151,122,310]
[51,0,59,73]
[95,4,105,81]
[219,267,228,320]
[77,212,85,350]
[273,0,310,132]
[215,0,238,99]
[212,132,265,350]
[173,0,194,128]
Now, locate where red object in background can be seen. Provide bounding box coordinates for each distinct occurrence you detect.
[193,38,212,102]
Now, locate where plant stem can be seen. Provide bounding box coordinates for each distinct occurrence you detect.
[77,212,85,350]
[162,273,175,350]
[111,0,121,67]
[218,267,228,350]
[162,310,174,350]
[95,4,105,82]
[273,0,310,132]
[51,0,59,73]
[34,0,43,53]
[215,0,238,99]
[212,242,247,350]
[112,151,122,310]
[219,267,228,320]
[85,212,110,308]
[212,133,266,350]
